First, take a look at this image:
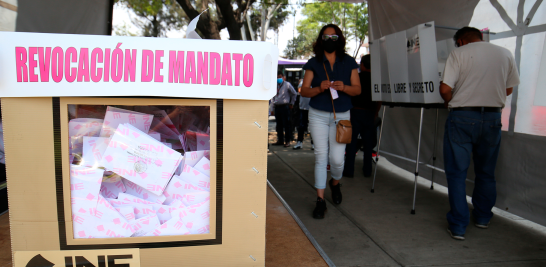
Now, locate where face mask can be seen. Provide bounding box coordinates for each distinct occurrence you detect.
[323,39,337,53]
[277,78,283,84]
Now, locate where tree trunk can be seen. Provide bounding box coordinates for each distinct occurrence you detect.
[216,0,242,40]
[175,0,222,39]
[260,2,281,41]
[246,8,256,41]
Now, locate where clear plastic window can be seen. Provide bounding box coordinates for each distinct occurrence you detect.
[68,104,212,239]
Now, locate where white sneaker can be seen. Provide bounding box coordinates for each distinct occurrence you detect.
[312,144,315,150]
[293,141,302,149]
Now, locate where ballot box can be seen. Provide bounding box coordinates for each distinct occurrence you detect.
[0,31,277,267]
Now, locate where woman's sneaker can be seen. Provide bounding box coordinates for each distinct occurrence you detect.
[329,179,342,204]
[313,197,327,219]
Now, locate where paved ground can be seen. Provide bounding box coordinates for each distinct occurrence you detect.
[268,118,546,267]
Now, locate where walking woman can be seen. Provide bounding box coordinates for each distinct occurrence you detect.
[300,24,361,219]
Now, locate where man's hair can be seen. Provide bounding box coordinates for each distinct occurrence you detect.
[361,54,371,70]
[277,71,283,76]
[453,27,483,43]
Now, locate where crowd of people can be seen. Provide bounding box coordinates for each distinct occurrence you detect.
[270,24,519,241]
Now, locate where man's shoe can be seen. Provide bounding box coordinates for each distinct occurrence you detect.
[283,143,290,147]
[343,172,354,178]
[272,142,284,146]
[447,229,465,240]
[313,197,327,219]
[475,222,490,229]
[312,144,314,150]
[293,141,302,149]
[329,179,342,204]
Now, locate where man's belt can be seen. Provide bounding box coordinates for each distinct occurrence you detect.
[452,107,502,113]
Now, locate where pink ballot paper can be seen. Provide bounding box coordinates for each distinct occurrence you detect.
[81,137,110,168]
[73,213,133,239]
[69,118,103,157]
[70,165,105,217]
[144,210,191,237]
[193,157,210,177]
[162,176,206,205]
[100,173,126,199]
[99,107,153,137]
[178,200,211,235]
[130,214,161,237]
[101,123,183,196]
[123,179,166,204]
[179,164,211,192]
[184,151,205,167]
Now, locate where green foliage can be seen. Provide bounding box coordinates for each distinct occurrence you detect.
[295,2,368,58]
[115,0,186,37]
[283,34,311,59]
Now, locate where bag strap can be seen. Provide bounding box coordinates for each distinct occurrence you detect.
[323,63,336,120]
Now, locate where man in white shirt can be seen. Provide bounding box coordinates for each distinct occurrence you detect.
[440,27,520,241]
[272,72,297,147]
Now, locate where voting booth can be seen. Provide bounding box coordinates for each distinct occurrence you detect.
[0,31,277,266]
[370,21,443,104]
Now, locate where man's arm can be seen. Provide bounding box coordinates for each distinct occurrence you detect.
[440,82,453,104]
[506,87,513,96]
[288,84,298,106]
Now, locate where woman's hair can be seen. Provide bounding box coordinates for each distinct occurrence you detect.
[313,24,346,61]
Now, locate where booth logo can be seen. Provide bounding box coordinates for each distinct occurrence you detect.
[15,249,140,267]
[25,254,54,267]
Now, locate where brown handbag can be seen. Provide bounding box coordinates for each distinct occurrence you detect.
[323,63,352,144]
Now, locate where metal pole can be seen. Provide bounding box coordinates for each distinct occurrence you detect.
[371,106,386,193]
[411,108,424,214]
[430,108,439,190]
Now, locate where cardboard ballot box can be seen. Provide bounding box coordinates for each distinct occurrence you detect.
[0,32,278,267]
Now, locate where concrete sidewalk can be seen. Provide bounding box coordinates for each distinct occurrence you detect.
[267,130,546,266]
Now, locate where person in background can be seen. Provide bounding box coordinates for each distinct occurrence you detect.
[440,27,520,240]
[343,54,381,178]
[272,72,297,148]
[301,24,361,219]
[294,78,313,150]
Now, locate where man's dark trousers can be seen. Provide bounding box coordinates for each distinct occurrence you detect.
[444,110,502,235]
[275,104,292,144]
[297,110,309,142]
[344,109,375,176]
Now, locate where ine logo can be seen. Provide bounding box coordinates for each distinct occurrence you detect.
[25,254,133,267]
[26,254,54,267]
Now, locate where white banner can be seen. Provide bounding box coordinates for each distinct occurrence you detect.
[0,32,278,100]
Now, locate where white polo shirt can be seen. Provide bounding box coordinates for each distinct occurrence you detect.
[442,41,520,108]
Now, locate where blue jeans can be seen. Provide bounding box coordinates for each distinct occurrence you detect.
[444,110,502,235]
[309,107,350,189]
[344,109,375,176]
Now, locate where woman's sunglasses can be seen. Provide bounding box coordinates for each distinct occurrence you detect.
[322,34,339,41]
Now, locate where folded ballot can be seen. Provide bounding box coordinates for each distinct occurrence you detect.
[70,165,104,218]
[130,214,161,237]
[184,151,205,167]
[81,137,110,168]
[69,118,103,157]
[123,179,167,204]
[193,157,210,177]
[100,173,126,199]
[144,210,191,237]
[100,107,153,138]
[101,123,183,196]
[162,176,205,205]
[178,200,210,235]
[179,164,210,192]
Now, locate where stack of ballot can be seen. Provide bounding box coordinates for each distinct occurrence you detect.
[68,106,212,239]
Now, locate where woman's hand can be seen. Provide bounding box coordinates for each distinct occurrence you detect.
[332,81,345,92]
[320,80,330,91]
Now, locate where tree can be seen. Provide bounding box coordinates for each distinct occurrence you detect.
[296,2,368,58]
[283,34,311,59]
[115,0,186,37]
[175,0,255,40]
[244,1,291,41]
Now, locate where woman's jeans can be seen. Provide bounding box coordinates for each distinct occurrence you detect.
[309,107,350,189]
[444,110,502,235]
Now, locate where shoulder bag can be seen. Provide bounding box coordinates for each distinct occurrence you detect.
[323,63,352,144]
